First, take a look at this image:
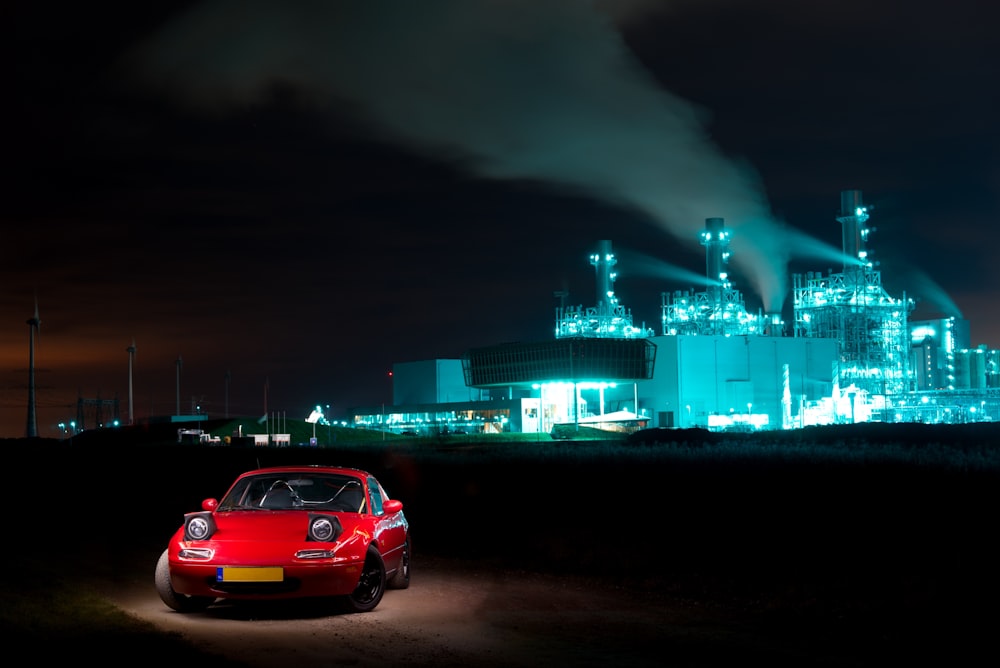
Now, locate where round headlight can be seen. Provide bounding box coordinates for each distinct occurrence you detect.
[310,516,335,542]
[187,516,211,540]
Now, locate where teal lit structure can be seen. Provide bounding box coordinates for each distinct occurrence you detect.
[348,192,1000,435]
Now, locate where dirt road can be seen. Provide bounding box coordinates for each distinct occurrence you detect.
[98,551,836,668]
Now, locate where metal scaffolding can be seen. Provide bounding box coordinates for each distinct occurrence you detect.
[792,190,914,402]
[661,288,770,336]
[76,394,121,431]
[661,217,779,337]
[793,268,912,397]
[554,240,653,340]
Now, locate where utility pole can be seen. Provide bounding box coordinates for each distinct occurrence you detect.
[25,300,40,438]
[127,339,136,425]
[175,355,182,417]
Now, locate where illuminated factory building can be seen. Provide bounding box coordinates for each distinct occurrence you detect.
[349,190,999,434]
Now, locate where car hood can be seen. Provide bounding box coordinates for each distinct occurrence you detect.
[212,510,347,541]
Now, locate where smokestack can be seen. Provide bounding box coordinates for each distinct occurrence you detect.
[701,217,728,304]
[837,189,868,272]
[590,240,617,314]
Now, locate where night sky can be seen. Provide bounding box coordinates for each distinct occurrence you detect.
[2,0,997,438]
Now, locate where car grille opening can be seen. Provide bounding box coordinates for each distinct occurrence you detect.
[206,577,301,595]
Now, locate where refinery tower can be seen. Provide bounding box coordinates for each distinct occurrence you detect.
[660,217,783,337]
[792,190,914,406]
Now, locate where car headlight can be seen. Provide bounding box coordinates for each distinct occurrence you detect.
[308,513,342,542]
[184,511,216,541]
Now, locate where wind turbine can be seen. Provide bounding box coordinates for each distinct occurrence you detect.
[25,297,41,438]
[127,339,137,425]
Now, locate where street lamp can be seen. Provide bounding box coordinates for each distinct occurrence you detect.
[326,404,331,444]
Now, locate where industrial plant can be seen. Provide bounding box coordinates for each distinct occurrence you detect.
[349,190,1000,435]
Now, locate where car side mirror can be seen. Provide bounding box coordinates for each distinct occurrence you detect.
[383,499,403,514]
[202,498,218,511]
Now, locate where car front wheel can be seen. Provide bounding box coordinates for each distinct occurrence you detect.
[155,549,214,613]
[343,546,386,613]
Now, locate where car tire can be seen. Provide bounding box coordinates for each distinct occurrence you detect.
[343,546,386,613]
[155,549,215,613]
[387,537,411,590]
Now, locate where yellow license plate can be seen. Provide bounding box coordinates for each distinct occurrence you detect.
[217,567,284,582]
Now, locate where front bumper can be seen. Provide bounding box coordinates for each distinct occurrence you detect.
[170,552,365,600]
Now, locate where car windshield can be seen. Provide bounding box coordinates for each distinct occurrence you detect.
[217,472,367,512]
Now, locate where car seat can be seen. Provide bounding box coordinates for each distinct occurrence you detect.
[260,487,295,509]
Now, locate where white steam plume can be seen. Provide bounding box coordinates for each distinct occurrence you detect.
[127,0,797,311]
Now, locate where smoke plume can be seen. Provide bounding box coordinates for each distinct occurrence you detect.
[127,0,798,311]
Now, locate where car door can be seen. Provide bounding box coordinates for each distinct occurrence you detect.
[367,476,408,555]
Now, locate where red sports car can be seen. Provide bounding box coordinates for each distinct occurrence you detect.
[155,465,410,613]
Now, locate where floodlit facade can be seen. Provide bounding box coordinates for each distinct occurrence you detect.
[349,190,1000,435]
[637,334,838,430]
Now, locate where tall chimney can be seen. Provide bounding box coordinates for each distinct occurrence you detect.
[590,240,617,314]
[701,217,728,304]
[837,189,868,272]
